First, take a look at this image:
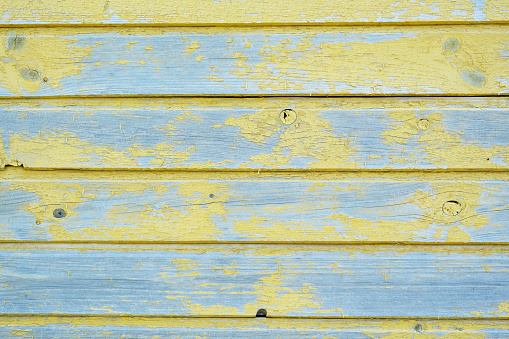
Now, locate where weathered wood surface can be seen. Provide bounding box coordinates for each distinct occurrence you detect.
[1,170,509,242]
[1,317,508,339]
[0,244,507,317]
[2,0,507,25]
[2,97,509,169]
[1,26,508,96]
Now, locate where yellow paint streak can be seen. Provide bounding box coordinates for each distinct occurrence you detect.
[243,264,343,316]
[0,31,97,95]
[233,181,488,242]
[379,334,486,339]
[382,108,509,168]
[8,113,203,168]
[446,226,472,242]
[8,131,138,168]
[184,41,200,54]
[0,1,505,24]
[225,108,358,168]
[230,29,508,94]
[8,329,33,336]
[0,130,8,166]
[63,182,229,241]
[0,317,507,334]
[3,97,509,169]
[487,302,509,316]
[186,302,239,316]
[233,215,348,241]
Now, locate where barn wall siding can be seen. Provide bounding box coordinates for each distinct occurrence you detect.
[0,1,508,338]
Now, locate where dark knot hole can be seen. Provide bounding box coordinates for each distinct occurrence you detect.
[256,309,267,317]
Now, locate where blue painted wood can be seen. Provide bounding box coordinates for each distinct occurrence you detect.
[0,244,507,317]
[0,319,508,338]
[1,98,509,169]
[0,27,507,96]
[1,178,508,242]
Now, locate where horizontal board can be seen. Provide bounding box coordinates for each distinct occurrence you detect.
[0,26,508,96]
[0,244,508,317]
[1,0,507,25]
[2,97,509,169]
[2,172,509,242]
[1,317,508,339]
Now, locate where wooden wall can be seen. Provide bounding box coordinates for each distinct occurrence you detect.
[1,1,509,337]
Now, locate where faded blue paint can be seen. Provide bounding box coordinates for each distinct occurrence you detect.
[0,180,508,242]
[0,324,507,339]
[0,245,507,316]
[0,30,467,97]
[2,100,509,169]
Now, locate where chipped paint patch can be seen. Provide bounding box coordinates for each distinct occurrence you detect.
[225,108,358,168]
[0,31,98,95]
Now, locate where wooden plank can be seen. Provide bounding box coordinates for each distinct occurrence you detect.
[2,0,508,25]
[2,170,509,243]
[0,244,507,317]
[2,97,509,170]
[1,317,508,338]
[0,26,509,97]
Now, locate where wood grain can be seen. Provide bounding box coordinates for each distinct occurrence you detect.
[0,244,507,317]
[0,26,508,96]
[1,317,508,338]
[1,171,509,243]
[1,0,507,25]
[2,97,509,170]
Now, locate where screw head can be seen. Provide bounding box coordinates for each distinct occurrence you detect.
[256,309,267,317]
[53,208,66,218]
[442,200,462,216]
[279,109,297,125]
[417,118,430,130]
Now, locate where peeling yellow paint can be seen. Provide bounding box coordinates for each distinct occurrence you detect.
[231,181,490,242]
[186,302,239,316]
[487,302,509,316]
[0,31,98,95]
[446,226,472,242]
[8,131,138,168]
[382,109,509,168]
[0,316,507,333]
[378,333,486,339]
[54,181,231,241]
[0,130,8,166]
[3,97,509,170]
[0,0,507,24]
[7,180,95,226]
[8,114,202,168]
[184,41,200,55]
[242,264,343,316]
[225,108,358,168]
[230,30,508,94]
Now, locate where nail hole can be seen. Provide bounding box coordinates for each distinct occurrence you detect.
[414,324,423,333]
[417,118,430,130]
[53,208,66,218]
[279,109,297,125]
[256,309,267,317]
[209,193,215,198]
[442,200,462,216]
